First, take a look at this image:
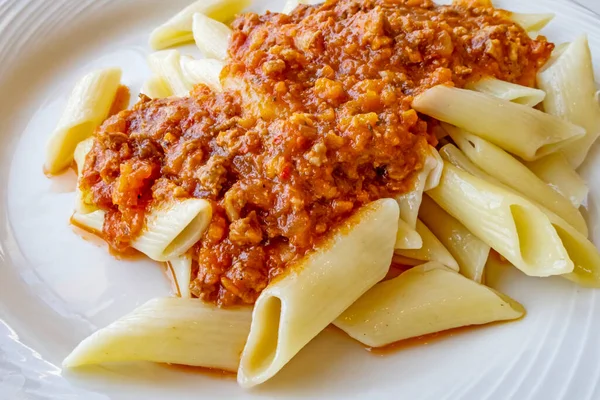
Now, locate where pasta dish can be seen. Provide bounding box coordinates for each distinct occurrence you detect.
[43,0,600,389]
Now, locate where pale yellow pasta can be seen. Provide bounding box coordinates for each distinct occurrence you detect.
[538,35,600,167]
[149,0,250,50]
[192,12,231,60]
[447,126,588,235]
[525,153,589,208]
[428,163,573,277]
[412,85,585,161]
[419,195,490,283]
[509,12,554,32]
[238,199,399,388]
[334,262,524,348]
[147,50,191,97]
[168,254,193,298]
[140,75,173,99]
[45,68,122,174]
[466,77,546,107]
[180,55,224,92]
[63,298,252,372]
[73,138,96,214]
[394,147,443,250]
[395,219,459,271]
[71,198,212,262]
[439,143,497,183]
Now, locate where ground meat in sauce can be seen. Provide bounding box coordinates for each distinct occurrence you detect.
[79,0,553,306]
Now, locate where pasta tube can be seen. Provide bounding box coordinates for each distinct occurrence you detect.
[149,0,250,50]
[147,50,191,97]
[538,35,600,167]
[71,198,212,262]
[334,262,524,348]
[447,126,588,235]
[45,68,122,174]
[63,298,252,371]
[180,55,224,92]
[509,12,554,32]
[192,13,231,60]
[167,253,193,298]
[466,77,546,107]
[394,147,443,250]
[428,163,573,277]
[525,153,589,208]
[73,138,96,214]
[419,195,490,282]
[412,85,585,161]
[238,198,399,387]
[140,75,173,99]
[395,219,459,271]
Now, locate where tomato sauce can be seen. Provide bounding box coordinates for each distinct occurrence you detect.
[79,0,553,306]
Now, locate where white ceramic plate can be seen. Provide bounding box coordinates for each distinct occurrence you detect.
[1,0,600,399]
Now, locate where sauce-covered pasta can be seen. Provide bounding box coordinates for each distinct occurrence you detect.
[79,0,553,306]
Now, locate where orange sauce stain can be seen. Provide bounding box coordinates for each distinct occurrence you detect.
[165,261,181,297]
[109,85,131,117]
[161,363,236,380]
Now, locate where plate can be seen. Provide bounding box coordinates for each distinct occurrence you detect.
[1,0,600,399]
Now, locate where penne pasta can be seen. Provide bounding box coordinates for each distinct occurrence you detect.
[180,55,224,92]
[147,50,191,97]
[45,68,122,174]
[167,253,193,298]
[412,85,585,161]
[334,262,524,348]
[71,198,212,262]
[149,0,250,50]
[419,195,490,283]
[63,298,252,372]
[525,153,589,208]
[73,138,96,214]
[192,12,231,60]
[447,126,588,235]
[395,219,459,271]
[428,163,573,277]
[439,143,497,182]
[237,199,399,388]
[538,35,600,167]
[509,12,554,32]
[466,77,546,107]
[394,147,443,250]
[140,75,173,99]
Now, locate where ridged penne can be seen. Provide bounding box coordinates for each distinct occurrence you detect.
[192,12,231,60]
[509,12,554,32]
[45,68,122,174]
[140,75,173,99]
[149,0,250,50]
[238,199,399,388]
[180,55,224,92]
[63,298,252,372]
[395,219,459,271]
[147,50,191,97]
[447,126,588,235]
[466,77,546,107]
[428,163,573,277]
[73,138,96,214]
[538,35,600,167]
[525,153,589,208]
[167,253,193,298]
[419,195,490,282]
[394,147,443,250]
[412,85,585,161]
[334,262,524,348]
[71,198,212,262]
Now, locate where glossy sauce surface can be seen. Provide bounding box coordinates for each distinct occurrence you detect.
[79,0,553,306]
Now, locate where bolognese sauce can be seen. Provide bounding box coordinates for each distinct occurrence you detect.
[79,0,553,306]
